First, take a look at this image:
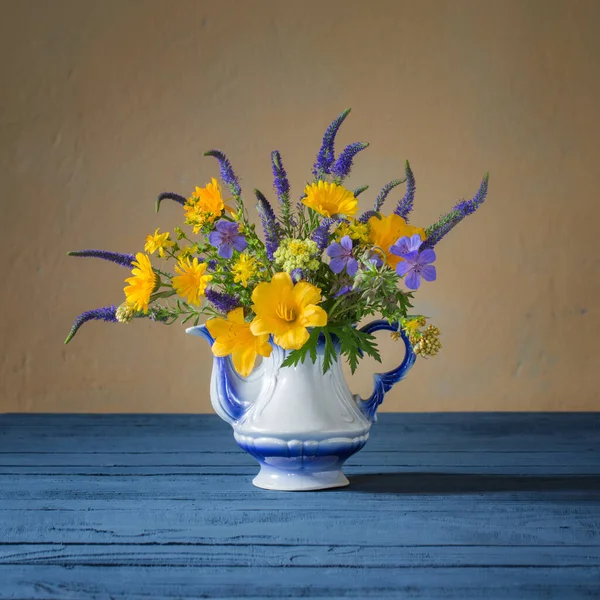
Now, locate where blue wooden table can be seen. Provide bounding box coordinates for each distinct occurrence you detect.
[0,413,599,599]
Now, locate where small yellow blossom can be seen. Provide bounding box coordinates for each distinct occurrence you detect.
[274,238,319,273]
[124,253,160,314]
[206,307,272,377]
[144,228,175,258]
[250,272,327,350]
[232,253,258,288]
[413,325,442,357]
[177,246,196,261]
[172,257,213,306]
[368,214,426,269]
[335,220,370,243]
[184,178,230,233]
[302,181,358,218]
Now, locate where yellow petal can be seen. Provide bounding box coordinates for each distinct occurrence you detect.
[211,339,235,356]
[255,335,273,358]
[231,346,258,377]
[275,326,310,350]
[292,281,322,310]
[300,305,328,328]
[206,317,231,339]
[227,307,246,325]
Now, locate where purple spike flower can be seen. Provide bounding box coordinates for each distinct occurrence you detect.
[374,179,405,212]
[291,269,304,283]
[271,150,293,227]
[208,219,247,259]
[254,189,282,260]
[423,174,489,249]
[155,192,186,213]
[391,234,437,290]
[205,289,241,314]
[394,161,416,220]
[311,217,335,252]
[313,109,351,177]
[331,142,369,179]
[327,236,358,276]
[353,185,369,197]
[357,210,378,224]
[64,305,117,344]
[207,259,218,271]
[204,150,242,198]
[67,250,135,268]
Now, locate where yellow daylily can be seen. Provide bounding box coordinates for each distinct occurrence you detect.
[206,308,272,377]
[368,213,426,268]
[250,272,327,350]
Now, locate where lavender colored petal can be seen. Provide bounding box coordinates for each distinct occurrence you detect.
[418,248,436,265]
[404,270,421,290]
[208,230,223,247]
[329,257,346,274]
[218,243,234,259]
[204,150,242,197]
[401,250,419,264]
[312,217,335,252]
[340,235,353,252]
[390,236,411,257]
[67,250,135,269]
[334,285,352,297]
[408,234,424,252]
[326,243,345,258]
[232,236,248,253]
[345,258,358,277]
[420,264,437,282]
[368,254,384,268]
[254,189,282,260]
[395,261,413,277]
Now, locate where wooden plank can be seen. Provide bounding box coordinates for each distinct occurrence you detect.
[0,565,598,599]
[1,543,600,568]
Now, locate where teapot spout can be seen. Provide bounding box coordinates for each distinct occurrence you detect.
[186,325,262,424]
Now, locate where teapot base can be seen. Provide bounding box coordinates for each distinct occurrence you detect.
[252,464,349,491]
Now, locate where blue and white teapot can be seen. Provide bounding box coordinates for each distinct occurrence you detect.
[187,321,415,491]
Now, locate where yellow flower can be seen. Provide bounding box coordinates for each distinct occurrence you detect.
[335,220,370,243]
[250,272,327,350]
[124,253,160,314]
[273,238,319,273]
[184,178,230,233]
[232,253,257,288]
[206,307,272,377]
[144,228,175,258]
[368,214,426,268]
[176,246,196,261]
[172,257,213,305]
[301,181,358,218]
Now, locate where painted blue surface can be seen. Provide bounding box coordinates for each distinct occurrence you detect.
[0,413,599,599]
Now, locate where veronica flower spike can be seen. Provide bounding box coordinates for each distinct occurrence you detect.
[326,235,358,276]
[208,219,248,259]
[390,234,437,290]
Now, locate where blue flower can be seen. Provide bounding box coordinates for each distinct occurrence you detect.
[64,305,118,344]
[205,289,241,313]
[208,220,247,259]
[326,235,358,276]
[391,234,436,290]
[67,249,135,268]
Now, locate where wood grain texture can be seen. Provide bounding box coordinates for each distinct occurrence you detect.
[0,413,599,599]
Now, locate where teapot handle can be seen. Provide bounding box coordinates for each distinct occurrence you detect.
[357,320,416,422]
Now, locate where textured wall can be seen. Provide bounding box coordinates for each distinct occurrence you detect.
[1,0,598,413]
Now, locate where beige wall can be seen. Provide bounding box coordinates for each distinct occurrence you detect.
[1,0,598,413]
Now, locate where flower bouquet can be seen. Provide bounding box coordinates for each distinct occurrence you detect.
[65,109,488,379]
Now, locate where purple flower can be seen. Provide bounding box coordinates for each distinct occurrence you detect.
[67,249,135,268]
[364,249,384,268]
[208,220,247,259]
[391,234,436,290]
[205,289,241,314]
[374,178,404,212]
[423,174,489,249]
[334,284,353,297]
[313,108,351,177]
[394,161,416,221]
[312,217,335,252]
[155,192,186,213]
[291,269,304,283]
[204,150,242,198]
[64,305,118,344]
[331,141,369,180]
[326,236,358,276]
[254,189,282,260]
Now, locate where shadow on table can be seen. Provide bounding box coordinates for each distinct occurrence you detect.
[347,473,600,494]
